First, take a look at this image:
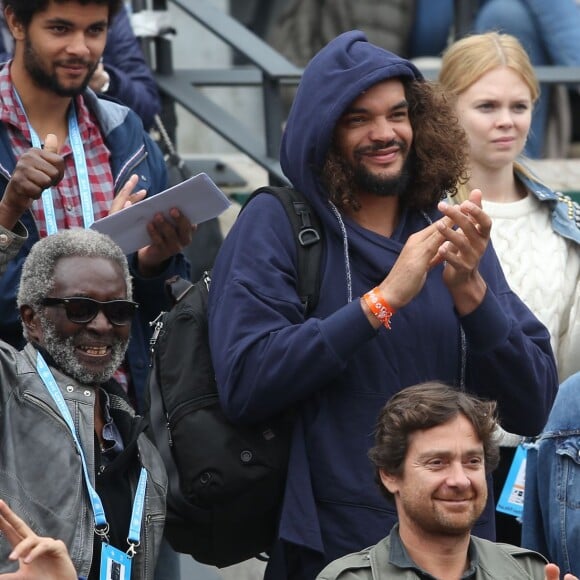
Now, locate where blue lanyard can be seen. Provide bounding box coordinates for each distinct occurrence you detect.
[36,352,147,551]
[13,90,95,234]
[127,469,147,555]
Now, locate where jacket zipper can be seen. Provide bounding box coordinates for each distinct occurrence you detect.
[114,147,148,193]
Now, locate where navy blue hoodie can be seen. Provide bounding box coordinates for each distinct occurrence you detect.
[208,30,557,577]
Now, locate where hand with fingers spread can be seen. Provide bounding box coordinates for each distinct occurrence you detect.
[136,209,196,277]
[109,175,194,277]
[0,500,77,580]
[108,174,147,214]
[435,188,492,315]
[0,134,64,231]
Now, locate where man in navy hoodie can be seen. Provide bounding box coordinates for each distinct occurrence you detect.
[208,30,558,580]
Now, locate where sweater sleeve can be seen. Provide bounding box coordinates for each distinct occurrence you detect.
[209,196,558,432]
[0,222,27,276]
[557,265,580,382]
[208,195,377,423]
[460,244,558,436]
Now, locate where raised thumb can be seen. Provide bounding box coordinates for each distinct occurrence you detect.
[43,133,59,154]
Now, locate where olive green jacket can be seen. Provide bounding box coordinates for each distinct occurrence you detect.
[316,533,548,579]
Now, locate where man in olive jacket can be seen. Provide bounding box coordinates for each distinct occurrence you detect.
[316,383,574,580]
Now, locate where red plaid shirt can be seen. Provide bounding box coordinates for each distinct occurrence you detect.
[0,63,114,238]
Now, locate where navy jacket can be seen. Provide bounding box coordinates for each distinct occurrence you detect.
[99,6,161,131]
[0,89,189,412]
[208,30,557,577]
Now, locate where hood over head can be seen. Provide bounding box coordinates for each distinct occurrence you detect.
[280,30,423,205]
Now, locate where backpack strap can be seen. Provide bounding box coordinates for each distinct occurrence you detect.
[164,274,195,306]
[243,186,323,315]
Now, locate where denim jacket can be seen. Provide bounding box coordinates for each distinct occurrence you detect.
[522,372,580,575]
[518,168,580,245]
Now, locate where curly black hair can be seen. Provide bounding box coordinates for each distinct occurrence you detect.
[321,79,469,212]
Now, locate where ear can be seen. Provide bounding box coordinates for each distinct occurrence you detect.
[20,305,42,343]
[379,469,400,496]
[4,6,26,42]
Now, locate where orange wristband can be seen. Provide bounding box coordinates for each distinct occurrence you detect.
[363,287,396,330]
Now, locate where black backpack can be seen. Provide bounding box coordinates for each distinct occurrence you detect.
[145,186,323,567]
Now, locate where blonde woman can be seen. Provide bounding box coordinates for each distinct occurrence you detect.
[440,32,580,381]
[439,31,580,546]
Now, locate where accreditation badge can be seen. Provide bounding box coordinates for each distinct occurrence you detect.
[496,444,527,519]
[100,543,132,580]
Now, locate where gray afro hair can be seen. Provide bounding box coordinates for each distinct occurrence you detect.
[17,228,133,315]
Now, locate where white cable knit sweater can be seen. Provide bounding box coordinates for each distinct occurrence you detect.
[483,194,580,382]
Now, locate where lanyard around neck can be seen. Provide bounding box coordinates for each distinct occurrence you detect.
[36,352,147,552]
[13,89,95,234]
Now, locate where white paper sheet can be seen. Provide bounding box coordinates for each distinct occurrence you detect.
[90,172,232,254]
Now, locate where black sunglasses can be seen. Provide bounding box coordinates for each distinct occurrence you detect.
[41,297,139,326]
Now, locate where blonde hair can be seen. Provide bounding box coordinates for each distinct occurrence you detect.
[439,32,540,202]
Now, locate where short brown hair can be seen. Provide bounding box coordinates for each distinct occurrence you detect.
[368,382,500,501]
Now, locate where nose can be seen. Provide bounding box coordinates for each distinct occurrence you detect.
[368,117,396,142]
[495,107,514,128]
[66,31,90,58]
[86,309,113,332]
[445,462,472,490]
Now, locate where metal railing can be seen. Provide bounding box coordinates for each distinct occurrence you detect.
[132,0,580,185]
[133,0,302,184]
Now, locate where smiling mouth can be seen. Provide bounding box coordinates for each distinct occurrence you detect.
[78,345,109,357]
[58,63,89,73]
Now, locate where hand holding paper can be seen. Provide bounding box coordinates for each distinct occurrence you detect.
[137,207,195,276]
[91,172,231,256]
[109,174,146,214]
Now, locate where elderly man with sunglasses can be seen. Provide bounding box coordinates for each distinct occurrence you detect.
[0,227,167,580]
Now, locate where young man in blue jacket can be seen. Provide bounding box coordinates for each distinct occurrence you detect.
[208,30,558,580]
[0,0,192,413]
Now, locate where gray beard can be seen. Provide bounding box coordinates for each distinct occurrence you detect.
[38,316,128,386]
